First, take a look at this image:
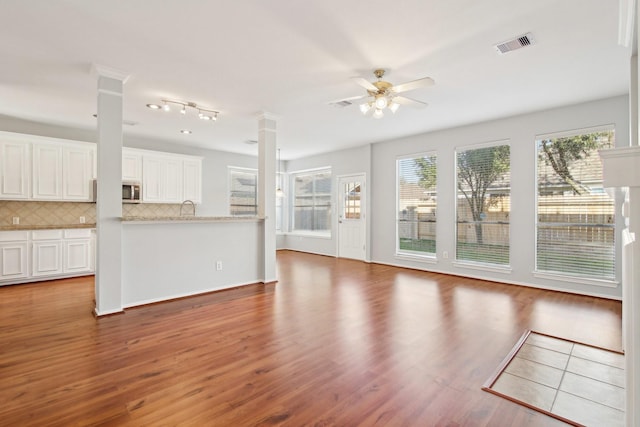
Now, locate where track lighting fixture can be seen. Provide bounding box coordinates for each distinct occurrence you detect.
[147,99,219,121]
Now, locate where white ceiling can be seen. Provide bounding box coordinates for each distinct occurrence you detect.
[0,0,630,160]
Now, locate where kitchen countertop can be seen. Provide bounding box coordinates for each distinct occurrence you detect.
[0,223,96,231]
[121,216,264,224]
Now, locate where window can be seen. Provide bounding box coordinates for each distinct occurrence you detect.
[397,153,437,256]
[291,168,331,235]
[229,167,257,216]
[276,172,285,232]
[536,126,615,280]
[456,143,511,266]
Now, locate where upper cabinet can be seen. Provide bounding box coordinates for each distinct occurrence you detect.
[63,145,94,201]
[0,132,202,205]
[32,142,94,201]
[140,150,201,204]
[0,140,30,199]
[0,132,95,202]
[32,143,63,200]
[183,158,202,204]
[122,149,142,182]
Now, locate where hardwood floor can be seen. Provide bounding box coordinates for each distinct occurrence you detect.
[0,251,622,426]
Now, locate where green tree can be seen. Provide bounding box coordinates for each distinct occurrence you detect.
[538,133,608,194]
[413,155,437,191]
[456,145,510,244]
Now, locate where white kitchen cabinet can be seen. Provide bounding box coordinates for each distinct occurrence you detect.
[122,149,142,182]
[163,157,183,203]
[33,142,94,202]
[31,230,63,277]
[0,231,29,282]
[63,145,94,201]
[0,229,94,285]
[142,155,163,202]
[183,158,202,204]
[63,229,92,273]
[32,143,63,200]
[142,154,184,203]
[0,141,30,200]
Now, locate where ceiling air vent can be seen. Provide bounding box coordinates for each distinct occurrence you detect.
[494,32,535,55]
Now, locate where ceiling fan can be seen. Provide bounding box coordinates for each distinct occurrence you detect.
[333,69,435,119]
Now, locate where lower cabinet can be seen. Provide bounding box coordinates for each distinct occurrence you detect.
[63,229,92,273]
[32,230,63,277]
[0,231,29,281]
[0,228,94,285]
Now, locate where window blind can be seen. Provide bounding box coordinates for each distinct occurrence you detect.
[536,128,615,279]
[229,168,257,216]
[456,144,511,265]
[397,154,437,255]
[292,169,331,233]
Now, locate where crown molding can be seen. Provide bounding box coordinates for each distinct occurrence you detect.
[90,63,130,83]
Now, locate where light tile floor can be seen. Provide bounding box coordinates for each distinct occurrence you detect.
[490,332,625,427]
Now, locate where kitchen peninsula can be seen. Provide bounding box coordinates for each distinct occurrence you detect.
[120,215,265,308]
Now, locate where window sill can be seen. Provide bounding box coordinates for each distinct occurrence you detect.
[395,253,437,264]
[533,271,619,288]
[452,261,512,274]
[285,231,332,240]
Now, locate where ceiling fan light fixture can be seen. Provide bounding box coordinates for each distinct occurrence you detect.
[389,101,400,113]
[146,103,161,110]
[359,103,372,115]
[374,96,388,110]
[373,109,384,119]
[162,102,171,112]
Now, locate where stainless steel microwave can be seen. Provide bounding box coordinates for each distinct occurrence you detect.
[122,181,142,203]
[92,180,142,203]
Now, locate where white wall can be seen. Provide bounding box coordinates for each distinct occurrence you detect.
[371,95,628,299]
[122,220,262,307]
[280,144,371,258]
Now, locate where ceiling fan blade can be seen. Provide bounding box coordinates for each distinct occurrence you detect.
[391,77,435,94]
[393,96,428,108]
[351,76,378,92]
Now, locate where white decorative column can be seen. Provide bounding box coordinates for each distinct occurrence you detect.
[258,113,277,283]
[600,146,640,427]
[92,64,129,316]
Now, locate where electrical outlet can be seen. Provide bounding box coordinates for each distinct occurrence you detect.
[12,217,19,225]
[216,261,223,271]
[79,216,86,224]
[443,251,448,259]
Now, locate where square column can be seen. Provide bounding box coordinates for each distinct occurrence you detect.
[93,64,128,316]
[258,113,277,283]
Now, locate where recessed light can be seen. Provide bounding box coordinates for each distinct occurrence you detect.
[146,103,162,110]
[180,129,192,135]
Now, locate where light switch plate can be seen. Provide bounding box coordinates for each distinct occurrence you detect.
[12,217,19,225]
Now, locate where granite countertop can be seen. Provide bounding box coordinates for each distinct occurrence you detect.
[0,223,97,231]
[121,216,264,223]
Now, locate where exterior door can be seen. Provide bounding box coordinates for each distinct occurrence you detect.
[338,174,366,260]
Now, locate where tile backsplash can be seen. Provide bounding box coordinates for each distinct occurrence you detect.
[0,201,96,226]
[122,203,182,217]
[0,201,183,226]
